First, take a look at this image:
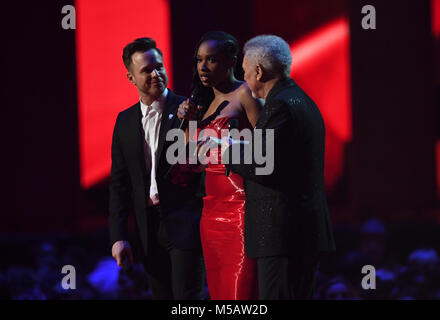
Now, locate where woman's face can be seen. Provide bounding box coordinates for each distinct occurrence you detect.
[196,40,232,87]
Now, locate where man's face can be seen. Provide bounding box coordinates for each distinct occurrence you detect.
[127,49,168,99]
[242,56,260,99]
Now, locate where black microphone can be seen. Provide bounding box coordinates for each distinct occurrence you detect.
[179,85,202,130]
[165,85,203,180]
[225,118,239,176]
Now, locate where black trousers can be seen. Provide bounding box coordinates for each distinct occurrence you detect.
[144,205,205,300]
[257,253,319,300]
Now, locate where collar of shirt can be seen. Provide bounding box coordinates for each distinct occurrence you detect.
[140,88,168,117]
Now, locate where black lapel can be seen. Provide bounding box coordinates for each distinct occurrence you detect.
[157,90,179,164]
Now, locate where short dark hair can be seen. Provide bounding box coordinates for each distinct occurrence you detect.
[122,37,163,70]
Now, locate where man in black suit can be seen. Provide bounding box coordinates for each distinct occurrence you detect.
[229,35,335,299]
[109,38,205,299]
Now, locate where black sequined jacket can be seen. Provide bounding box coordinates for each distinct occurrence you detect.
[229,78,336,258]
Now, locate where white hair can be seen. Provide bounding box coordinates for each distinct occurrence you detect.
[243,35,292,77]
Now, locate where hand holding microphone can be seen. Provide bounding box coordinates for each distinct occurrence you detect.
[177,100,202,121]
[177,85,203,130]
[165,86,203,180]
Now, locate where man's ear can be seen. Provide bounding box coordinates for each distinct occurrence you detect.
[127,71,136,85]
[256,64,263,81]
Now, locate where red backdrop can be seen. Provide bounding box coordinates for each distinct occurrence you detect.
[76,0,172,188]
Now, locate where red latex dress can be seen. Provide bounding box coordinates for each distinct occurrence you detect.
[197,116,258,300]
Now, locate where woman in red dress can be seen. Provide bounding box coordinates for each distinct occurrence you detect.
[177,31,262,299]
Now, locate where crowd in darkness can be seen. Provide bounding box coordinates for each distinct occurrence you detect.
[1,218,440,300]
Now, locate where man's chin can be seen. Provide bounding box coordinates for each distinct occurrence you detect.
[150,86,165,96]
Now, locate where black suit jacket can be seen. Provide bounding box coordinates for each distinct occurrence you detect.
[230,78,335,258]
[109,90,203,256]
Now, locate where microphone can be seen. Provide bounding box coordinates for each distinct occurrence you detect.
[165,85,202,180]
[179,85,202,130]
[225,118,239,176]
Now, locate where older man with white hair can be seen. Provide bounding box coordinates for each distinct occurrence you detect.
[228,35,335,299]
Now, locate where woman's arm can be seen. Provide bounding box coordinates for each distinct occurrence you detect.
[238,83,263,128]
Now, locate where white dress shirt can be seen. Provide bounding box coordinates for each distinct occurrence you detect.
[140,89,168,206]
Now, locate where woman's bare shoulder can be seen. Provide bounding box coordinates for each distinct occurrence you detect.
[236,82,252,95]
[232,82,253,102]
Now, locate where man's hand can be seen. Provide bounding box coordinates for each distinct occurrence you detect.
[177,99,202,121]
[111,240,134,268]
